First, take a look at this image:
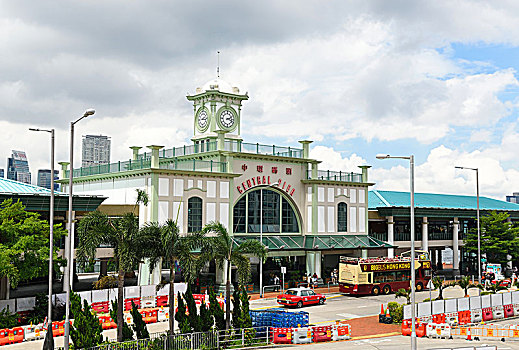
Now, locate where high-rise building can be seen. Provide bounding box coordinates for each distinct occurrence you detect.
[507,192,519,203]
[7,150,31,184]
[37,169,59,190]
[82,135,111,167]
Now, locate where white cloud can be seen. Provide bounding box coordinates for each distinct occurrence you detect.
[309,146,367,173]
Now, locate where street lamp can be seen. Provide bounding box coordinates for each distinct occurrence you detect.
[376,153,417,350]
[64,109,95,350]
[259,182,279,298]
[29,127,55,347]
[455,166,480,287]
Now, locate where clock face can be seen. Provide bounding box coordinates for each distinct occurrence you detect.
[197,110,208,129]
[220,109,235,128]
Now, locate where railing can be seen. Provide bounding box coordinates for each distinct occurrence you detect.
[159,141,219,158]
[81,326,271,350]
[67,158,227,178]
[307,170,363,183]
[369,232,388,241]
[394,232,423,241]
[429,231,453,240]
[224,140,303,158]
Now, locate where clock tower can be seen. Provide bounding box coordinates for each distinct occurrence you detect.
[187,78,249,150]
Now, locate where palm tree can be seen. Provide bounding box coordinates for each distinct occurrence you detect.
[395,288,411,304]
[478,282,508,295]
[201,221,267,330]
[457,276,478,297]
[77,189,148,342]
[431,276,454,300]
[138,220,204,334]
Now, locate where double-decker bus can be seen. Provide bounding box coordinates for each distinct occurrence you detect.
[338,250,432,296]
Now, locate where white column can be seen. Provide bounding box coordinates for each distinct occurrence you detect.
[306,252,316,275]
[314,251,322,279]
[453,217,459,271]
[387,216,395,258]
[421,217,428,252]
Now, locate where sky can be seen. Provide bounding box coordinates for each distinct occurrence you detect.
[1,1,519,200]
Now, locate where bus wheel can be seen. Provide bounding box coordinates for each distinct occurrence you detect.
[383,285,391,295]
[416,282,423,292]
[371,286,380,296]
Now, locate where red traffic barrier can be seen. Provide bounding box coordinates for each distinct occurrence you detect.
[92,301,109,313]
[0,327,24,346]
[482,307,493,322]
[52,321,65,337]
[140,309,158,324]
[156,295,168,307]
[124,298,141,311]
[272,328,293,344]
[312,325,333,342]
[504,304,514,318]
[99,315,117,330]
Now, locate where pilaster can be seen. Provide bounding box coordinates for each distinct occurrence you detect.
[453,217,459,271]
[387,216,394,258]
[130,146,142,161]
[422,217,429,252]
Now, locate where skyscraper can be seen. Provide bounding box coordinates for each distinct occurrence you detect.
[82,135,111,167]
[507,192,519,203]
[7,150,31,184]
[37,169,59,190]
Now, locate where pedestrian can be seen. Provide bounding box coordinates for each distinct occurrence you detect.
[273,274,280,291]
[330,270,335,284]
[333,269,338,284]
[312,273,318,288]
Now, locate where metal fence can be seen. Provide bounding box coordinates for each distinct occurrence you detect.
[80,327,270,350]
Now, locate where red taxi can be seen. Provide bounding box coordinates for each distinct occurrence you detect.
[276,288,326,308]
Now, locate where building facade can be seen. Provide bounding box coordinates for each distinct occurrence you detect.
[60,78,389,289]
[82,135,111,167]
[368,190,519,274]
[37,169,59,190]
[7,150,31,184]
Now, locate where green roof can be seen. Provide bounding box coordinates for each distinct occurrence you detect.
[232,234,392,250]
[369,190,519,212]
[0,178,106,212]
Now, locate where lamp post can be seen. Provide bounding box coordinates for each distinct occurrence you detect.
[29,127,55,346]
[64,109,95,350]
[455,166,480,287]
[377,154,416,350]
[259,182,279,298]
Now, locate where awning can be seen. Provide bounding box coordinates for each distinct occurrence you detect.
[232,235,393,251]
[304,235,393,250]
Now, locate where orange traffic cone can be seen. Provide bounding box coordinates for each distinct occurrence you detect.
[386,307,391,318]
[380,304,385,315]
[466,327,472,341]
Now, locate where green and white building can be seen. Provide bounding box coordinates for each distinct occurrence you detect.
[59,78,390,289]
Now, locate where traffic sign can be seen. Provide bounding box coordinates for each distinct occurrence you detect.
[281,266,286,274]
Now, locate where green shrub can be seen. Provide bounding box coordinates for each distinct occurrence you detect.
[0,307,18,329]
[387,302,403,323]
[130,301,149,339]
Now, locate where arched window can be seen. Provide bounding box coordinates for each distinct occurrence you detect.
[187,197,203,232]
[337,202,348,232]
[233,189,300,234]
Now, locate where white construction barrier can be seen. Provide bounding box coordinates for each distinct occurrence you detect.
[158,307,169,322]
[292,327,313,344]
[23,324,45,341]
[445,312,458,325]
[491,293,503,307]
[492,305,504,320]
[426,323,451,339]
[471,308,482,323]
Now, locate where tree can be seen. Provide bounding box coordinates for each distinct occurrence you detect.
[464,211,519,266]
[199,300,213,332]
[201,221,267,330]
[110,300,133,341]
[138,219,204,335]
[208,288,225,331]
[0,199,65,292]
[231,288,242,330]
[77,189,148,342]
[130,301,149,339]
[395,288,411,304]
[239,287,255,345]
[70,293,103,349]
[478,282,508,295]
[457,276,478,297]
[174,292,191,334]
[184,285,201,332]
[432,276,454,300]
